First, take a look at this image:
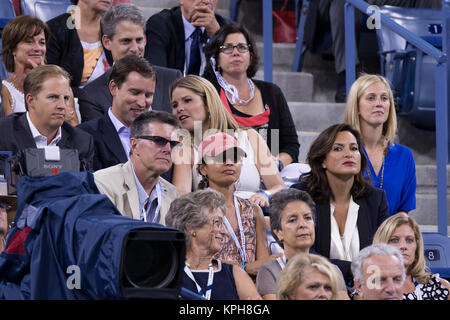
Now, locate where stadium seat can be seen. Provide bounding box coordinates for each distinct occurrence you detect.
[21,0,72,22]
[376,6,442,131]
[0,0,16,19]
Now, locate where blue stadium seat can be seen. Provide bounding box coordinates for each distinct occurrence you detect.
[0,0,16,19]
[21,0,72,22]
[376,6,442,131]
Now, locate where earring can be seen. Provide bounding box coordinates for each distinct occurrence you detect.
[192,232,197,238]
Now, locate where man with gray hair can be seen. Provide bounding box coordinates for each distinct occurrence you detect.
[78,3,181,122]
[351,243,405,300]
[94,110,180,225]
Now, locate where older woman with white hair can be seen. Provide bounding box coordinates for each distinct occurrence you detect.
[343,74,416,216]
[351,243,406,300]
[166,189,261,300]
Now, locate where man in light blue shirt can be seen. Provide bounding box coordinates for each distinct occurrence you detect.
[94,111,180,225]
[78,55,155,171]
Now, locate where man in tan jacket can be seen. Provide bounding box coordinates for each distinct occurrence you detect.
[94,110,180,225]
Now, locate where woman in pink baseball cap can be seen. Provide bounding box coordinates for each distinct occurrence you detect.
[196,132,282,277]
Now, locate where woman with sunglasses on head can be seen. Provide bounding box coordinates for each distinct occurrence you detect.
[170,75,285,208]
[204,23,299,170]
[196,132,281,277]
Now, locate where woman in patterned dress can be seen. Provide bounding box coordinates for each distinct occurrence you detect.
[196,132,282,277]
[373,213,450,300]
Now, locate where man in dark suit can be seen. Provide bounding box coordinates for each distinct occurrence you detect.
[0,65,94,171]
[77,55,155,171]
[145,0,228,75]
[77,3,181,122]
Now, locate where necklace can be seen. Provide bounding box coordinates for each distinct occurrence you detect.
[365,146,388,189]
[210,56,255,105]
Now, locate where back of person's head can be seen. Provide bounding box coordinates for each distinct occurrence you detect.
[276,253,340,300]
[344,74,397,145]
[101,3,145,39]
[303,123,368,203]
[1,15,50,73]
[23,64,70,106]
[109,54,155,89]
[204,23,260,78]
[373,214,430,284]
[351,243,405,286]
[130,110,179,139]
[169,75,240,133]
[269,189,316,247]
[166,188,226,247]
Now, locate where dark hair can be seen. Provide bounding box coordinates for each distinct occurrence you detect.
[109,54,155,89]
[270,189,316,231]
[302,123,369,203]
[70,0,78,5]
[269,189,316,247]
[1,15,50,73]
[204,23,260,78]
[130,110,180,138]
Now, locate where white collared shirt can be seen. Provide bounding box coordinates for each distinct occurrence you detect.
[182,14,206,76]
[329,197,360,261]
[108,108,131,158]
[26,112,62,148]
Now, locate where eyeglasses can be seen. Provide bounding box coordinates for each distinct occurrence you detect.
[135,135,181,149]
[219,43,251,54]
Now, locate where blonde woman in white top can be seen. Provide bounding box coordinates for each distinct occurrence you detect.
[170,75,285,208]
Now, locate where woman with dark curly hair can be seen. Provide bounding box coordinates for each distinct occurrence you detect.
[204,23,299,169]
[291,123,389,265]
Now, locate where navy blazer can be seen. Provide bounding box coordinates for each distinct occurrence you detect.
[0,113,95,171]
[77,113,127,171]
[77,65,182,122]
[291,182,390,259]
[144,6,228,74]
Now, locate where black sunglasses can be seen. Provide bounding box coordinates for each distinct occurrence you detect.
[135,135,181,149]
[204,149,245,164]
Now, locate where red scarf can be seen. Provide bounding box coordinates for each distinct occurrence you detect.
[220,88,270,127]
